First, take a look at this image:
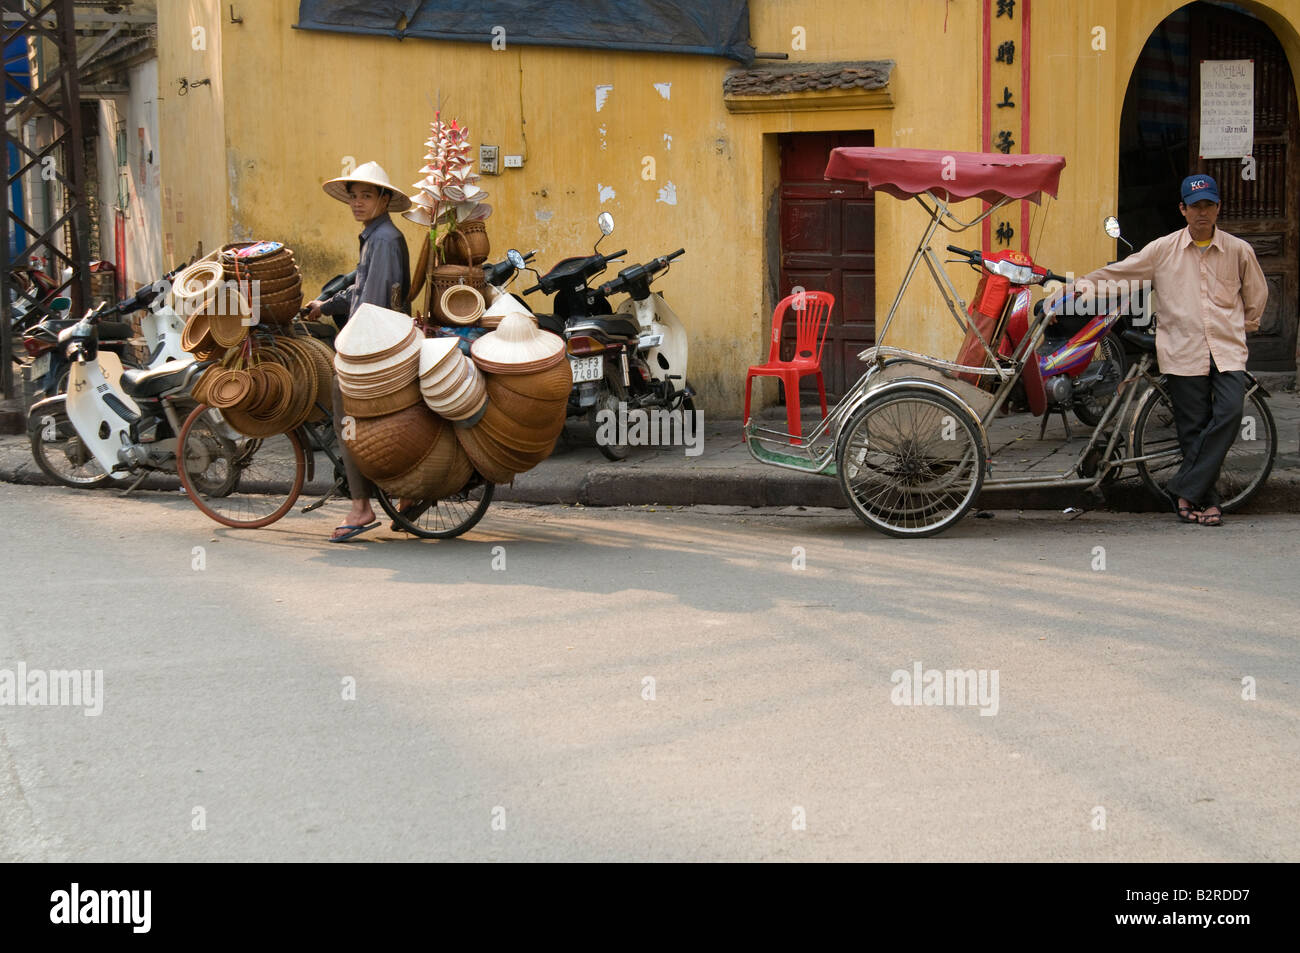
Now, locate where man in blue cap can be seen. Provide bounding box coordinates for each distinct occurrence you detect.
[1064,174,1268,525]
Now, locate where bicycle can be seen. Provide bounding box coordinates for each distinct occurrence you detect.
[177,391,494,538]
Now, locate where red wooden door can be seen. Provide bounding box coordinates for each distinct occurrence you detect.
[778,131,876,400]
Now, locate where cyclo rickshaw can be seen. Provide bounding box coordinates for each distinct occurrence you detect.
[744,148,1276,537]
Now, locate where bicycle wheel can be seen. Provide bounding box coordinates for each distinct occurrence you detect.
[836,387,985,538]
[178,404,307,528]
[28,407,113,488]
[375,477,494,539]
[1131,383,1276,512]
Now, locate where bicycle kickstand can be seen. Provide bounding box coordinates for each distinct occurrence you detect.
[301,475,346,513]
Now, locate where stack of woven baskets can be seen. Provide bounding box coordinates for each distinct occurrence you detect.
[455,312,571,484]
[189,335,333,437]
[220,241,302,324]
[336,306,570,499]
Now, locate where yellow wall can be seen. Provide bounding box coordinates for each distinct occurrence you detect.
[155,0,1300,414]
[157,0,227,266]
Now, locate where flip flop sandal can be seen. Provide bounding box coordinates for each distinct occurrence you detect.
[330,520,380,542]
[1198,508,1223,527]
[1175,502,1200,524]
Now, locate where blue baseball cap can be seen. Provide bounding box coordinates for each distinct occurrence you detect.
[1181,174,1220,205]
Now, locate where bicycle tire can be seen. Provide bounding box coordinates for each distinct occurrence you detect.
[178,404,307,528]
[1131,383,1276,512]
[375,479,494,539]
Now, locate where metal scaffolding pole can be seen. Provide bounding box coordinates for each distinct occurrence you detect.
[3,0,91,400]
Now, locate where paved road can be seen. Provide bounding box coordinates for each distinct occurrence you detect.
[1,483,1296,861]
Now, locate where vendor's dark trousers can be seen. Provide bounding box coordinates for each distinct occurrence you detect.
[1163,358,1246,509]
[331,376,372,500]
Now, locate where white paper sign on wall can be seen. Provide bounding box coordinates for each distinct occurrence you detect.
[1200,59,1254,159]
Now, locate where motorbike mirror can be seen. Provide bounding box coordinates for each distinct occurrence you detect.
[50,296,71,313]
[1103,216,1122,239]
[506,248,527,269]
[597,212,615,236]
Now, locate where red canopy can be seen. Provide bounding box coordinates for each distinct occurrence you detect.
[824,147,1066,204]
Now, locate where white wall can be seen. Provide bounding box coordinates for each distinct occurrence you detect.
[96,56,162,290]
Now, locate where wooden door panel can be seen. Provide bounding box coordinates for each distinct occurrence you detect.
[778,130,875,403]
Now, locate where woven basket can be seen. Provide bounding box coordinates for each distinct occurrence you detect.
[342,379,423,419]
[380,424,474,500]
[345,403,442,482]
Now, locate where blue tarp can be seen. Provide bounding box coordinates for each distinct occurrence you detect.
[295,0,754,63]
[5,36,31,102]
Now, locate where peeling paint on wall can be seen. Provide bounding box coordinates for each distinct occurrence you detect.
[663,133,672,151]
[598,183,616,204]
[653,82,671,100]
[656,181,677,205]
[599,124,607,150]
[595,84,613,112]
[535,208,554,222]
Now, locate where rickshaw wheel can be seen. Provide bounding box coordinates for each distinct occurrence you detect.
[1131,384,1276,513]
[836,387,985,538]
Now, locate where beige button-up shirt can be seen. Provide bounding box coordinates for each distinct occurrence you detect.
[1079,226,1268,375]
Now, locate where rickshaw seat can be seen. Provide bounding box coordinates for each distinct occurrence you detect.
[744,290,834,445]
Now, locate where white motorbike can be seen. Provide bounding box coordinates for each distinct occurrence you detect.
[26,282,217,491]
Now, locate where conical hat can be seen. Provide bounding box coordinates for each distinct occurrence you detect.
[418,337,461,379]
[322,161,413,212]
[334,303,417,361]
[471,312,565,367]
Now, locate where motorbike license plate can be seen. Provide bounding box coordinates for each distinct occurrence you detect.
[31,352,50,379]
[570,355,604,383]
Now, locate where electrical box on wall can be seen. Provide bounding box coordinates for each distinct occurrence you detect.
[503,155,523,168]
[479,145,499,175]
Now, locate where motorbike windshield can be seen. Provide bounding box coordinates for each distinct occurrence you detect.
[824,147,1066,205]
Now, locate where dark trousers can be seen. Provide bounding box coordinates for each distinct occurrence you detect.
[331,376,372,501]
[1164,358,1246,508]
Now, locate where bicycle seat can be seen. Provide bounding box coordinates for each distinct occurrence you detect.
[1120,328,1156,352]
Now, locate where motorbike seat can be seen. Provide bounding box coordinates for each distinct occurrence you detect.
[99,321,134,341]
[570,316,639,340]
[1120,328,1156,353]
[121,359,198,398]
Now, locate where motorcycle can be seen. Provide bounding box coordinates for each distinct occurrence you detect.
[517,214,693,459]
[947,240,1150,441]
[22,265,189,402]
[26,290,212,490]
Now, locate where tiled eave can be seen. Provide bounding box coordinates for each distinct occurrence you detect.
[723,60,894,114]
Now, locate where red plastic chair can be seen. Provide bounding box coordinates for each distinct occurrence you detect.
[744,290,834,445]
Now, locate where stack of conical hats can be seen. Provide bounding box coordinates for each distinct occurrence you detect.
[334,304,423,418]
[454,313,571,482]
[334,304,474,498]
[418,337,487,424]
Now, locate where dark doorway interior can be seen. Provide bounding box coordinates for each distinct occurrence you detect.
[1119,1,1298,372]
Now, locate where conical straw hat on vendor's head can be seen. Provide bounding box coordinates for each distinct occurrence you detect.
[322,161,412,212]
[334,303,417,360]
[471,312,565,367]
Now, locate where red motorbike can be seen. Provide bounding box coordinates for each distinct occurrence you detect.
[948,244,1136,432]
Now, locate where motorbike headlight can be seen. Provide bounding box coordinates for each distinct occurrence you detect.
[992,259,1035,284]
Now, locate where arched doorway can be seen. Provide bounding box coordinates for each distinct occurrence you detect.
[1118,1,1299,374]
